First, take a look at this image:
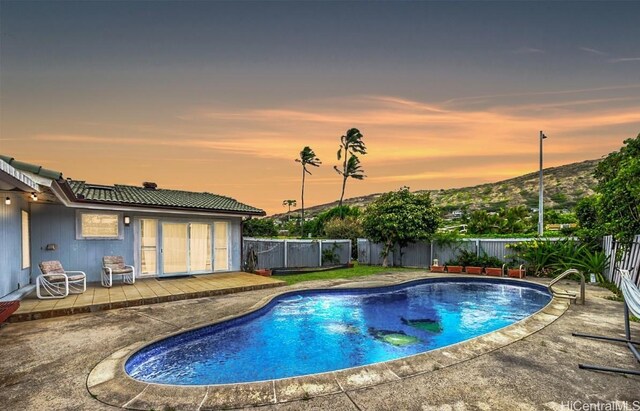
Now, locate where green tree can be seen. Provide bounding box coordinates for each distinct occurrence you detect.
[295,146,321,238]
[334,128,366,214]
[308,205,361,237]
[243,218,278,237]
[323,215,364,259]
[362,187,440,266]
[282,199,297,221]
[594,134,640,242]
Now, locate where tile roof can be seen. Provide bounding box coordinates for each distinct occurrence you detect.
[0,155,63,180]
[65,180,265,215]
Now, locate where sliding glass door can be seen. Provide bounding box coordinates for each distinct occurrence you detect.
[214,221,229,271]
[139,219,229,276]
[190,223,212,273]
[140,219,158,276]
[162,222,189,274]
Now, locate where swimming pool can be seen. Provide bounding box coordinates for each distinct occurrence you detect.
[125,278,551,385]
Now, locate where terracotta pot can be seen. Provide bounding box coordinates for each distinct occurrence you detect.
[255,269,272,277]
[446,265,463,273]
[507,268,525,279]
[465,266,483,275]
[485,267,503,277]
[347,262,355,268]
[430,265,446,273]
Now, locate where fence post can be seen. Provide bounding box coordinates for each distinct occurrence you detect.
[319,240,323,267]
[283,239,288,268]
[348,240,352,263]
[476,239,480,257]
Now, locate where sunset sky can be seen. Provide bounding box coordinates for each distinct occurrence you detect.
[1,1,639,215]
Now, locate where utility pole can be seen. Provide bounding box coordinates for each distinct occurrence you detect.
[538,131,548,236]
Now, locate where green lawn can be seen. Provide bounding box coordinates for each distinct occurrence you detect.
[277,264,419,285]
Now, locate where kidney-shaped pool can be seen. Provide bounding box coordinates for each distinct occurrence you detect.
[125,278,551,385]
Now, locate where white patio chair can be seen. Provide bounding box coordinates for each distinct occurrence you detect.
[102,255,135,288]
[37,260,87,299]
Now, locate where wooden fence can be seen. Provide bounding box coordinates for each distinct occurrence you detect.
[603,235,640,287]
[243,238,351,270]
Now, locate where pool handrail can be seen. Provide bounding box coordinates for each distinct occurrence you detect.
[548,268,585,305]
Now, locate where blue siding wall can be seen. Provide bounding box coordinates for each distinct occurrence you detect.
[0,192,31,298]
[30,203,243,283]
[30,204,134,283]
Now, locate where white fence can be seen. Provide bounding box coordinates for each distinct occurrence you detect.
[243,238,351,270]
[603,235,640,287]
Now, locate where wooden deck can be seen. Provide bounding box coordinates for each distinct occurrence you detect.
[10,272,285,322]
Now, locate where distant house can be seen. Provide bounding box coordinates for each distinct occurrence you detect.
[0,155,265,299]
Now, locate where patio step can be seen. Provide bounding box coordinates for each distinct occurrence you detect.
[0,285,35,302]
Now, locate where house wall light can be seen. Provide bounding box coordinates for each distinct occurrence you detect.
[5,197,10,205]
[31,193,38,201]
[124,216,131,226]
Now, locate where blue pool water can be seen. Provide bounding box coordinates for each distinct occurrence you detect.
[126,278,551,385]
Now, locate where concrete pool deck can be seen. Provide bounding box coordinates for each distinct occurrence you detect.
[0,271,638,410]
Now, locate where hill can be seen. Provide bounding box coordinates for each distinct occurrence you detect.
[272,159,600,218]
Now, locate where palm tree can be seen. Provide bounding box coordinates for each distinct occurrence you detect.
[295,147,321,237]
[334,128,366,216]
[282,199,297,221]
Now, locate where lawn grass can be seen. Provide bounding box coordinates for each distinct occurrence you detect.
[277,264,419,286]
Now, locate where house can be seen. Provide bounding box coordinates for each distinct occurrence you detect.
[0,155,265,299]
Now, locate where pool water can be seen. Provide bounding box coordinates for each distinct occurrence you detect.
[126,279,551,385]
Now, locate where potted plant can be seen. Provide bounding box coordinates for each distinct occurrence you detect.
[254,269,273,277]
[446,264,463,273]
[445,258,463,273]
[507,264,526,279]
[481,255,505,277]
[430,258,445,273]
[465,265,483,275]
[485,266,504,277]
[456,249,483,275]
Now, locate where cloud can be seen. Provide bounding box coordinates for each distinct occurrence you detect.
[579,47,607,56]
[512,47,544,54]
[608,57,640,63]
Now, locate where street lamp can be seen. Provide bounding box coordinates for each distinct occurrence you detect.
[538,131,548,236]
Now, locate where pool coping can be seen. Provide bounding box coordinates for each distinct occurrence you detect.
[86,275,570,410]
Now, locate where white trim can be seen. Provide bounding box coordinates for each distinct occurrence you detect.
[0,160,41,192]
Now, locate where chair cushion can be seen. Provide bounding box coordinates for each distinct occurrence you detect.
[110,267,133,275]
[48,274,85,283]
[103,255,126,271]
[39,261,65,275]
[46,274,67,283]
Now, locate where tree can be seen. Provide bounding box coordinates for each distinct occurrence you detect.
[574,195,604,250]
[295,146,321,238]
[334,128,366,214]
[307,205,361,237]
[362,187,440,266]
[243,218,278,237]
[282,199,297,221]
[323,215,364,259]
[594,133,640,242]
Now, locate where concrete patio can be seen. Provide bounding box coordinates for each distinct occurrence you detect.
[0,271,638,410]
[10,272,284,322]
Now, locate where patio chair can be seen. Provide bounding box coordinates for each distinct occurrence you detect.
[573,268,640,375]
[102,255,135,288]
[37,261,87,299]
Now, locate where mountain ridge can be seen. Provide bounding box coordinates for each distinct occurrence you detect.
[271,159,600,218]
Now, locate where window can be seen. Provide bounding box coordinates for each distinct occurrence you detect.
[22,210,30,269]
[77,211,123,239]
